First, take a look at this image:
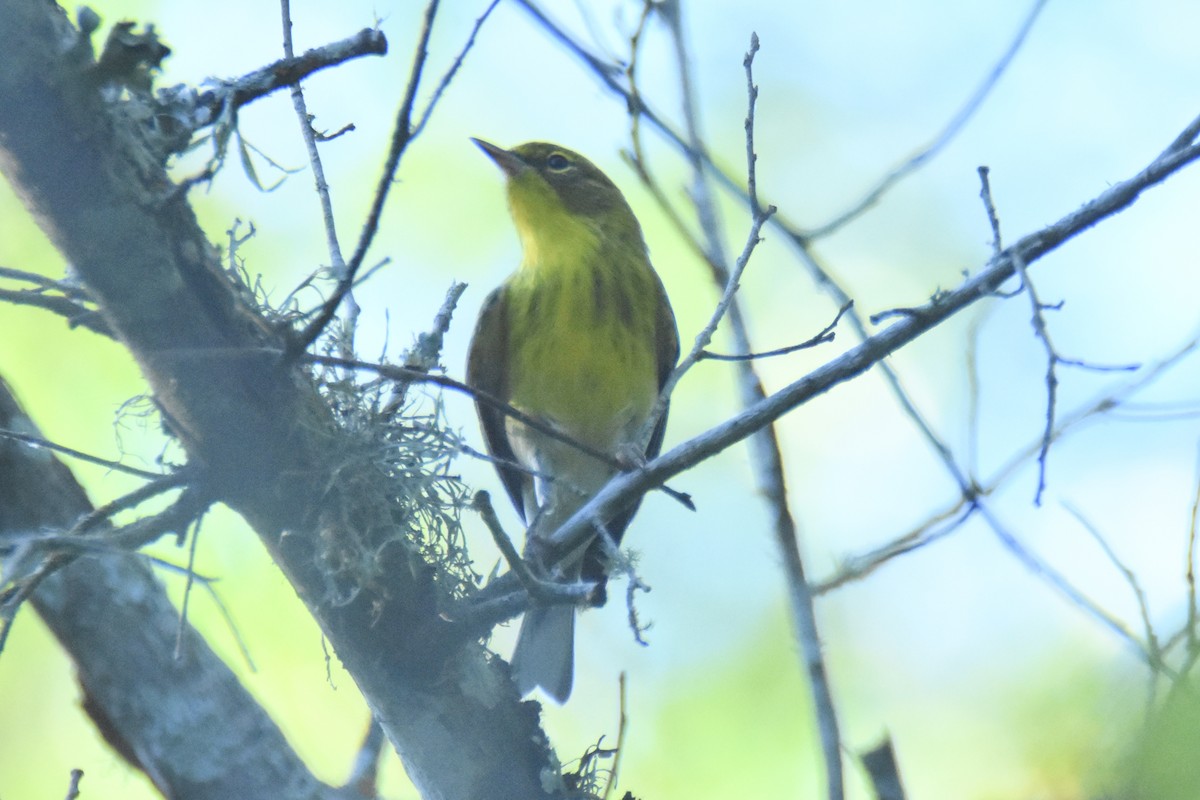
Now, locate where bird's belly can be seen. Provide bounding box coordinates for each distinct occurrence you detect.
[508,277,658,451]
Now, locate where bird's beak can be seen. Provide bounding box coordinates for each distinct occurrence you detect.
[471,138,527,178]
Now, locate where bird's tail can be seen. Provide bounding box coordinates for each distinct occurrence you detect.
[511,605,575,703]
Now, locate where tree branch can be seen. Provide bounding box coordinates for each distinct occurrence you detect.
[546,119,1200,558]
[0,3,552,797]
[193,26,387,124]
[812,328,1200,594]
[0,378,343,800]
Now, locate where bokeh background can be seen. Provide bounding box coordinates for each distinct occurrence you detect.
[3,1,1200,797]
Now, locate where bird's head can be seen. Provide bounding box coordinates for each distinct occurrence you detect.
[472,139,643,266]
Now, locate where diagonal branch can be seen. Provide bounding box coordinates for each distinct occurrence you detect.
[812,328,1200,595]
[546,123,1200,558]
[0,378,343,800]
[192,27,387,125]
[515,0,1014,598]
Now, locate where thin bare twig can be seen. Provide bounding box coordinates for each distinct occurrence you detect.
[457,442,554,487]
[699,301,851,361]
[978,165,1004,256]
[174,555,259,674]
[600,672,630,800]
[988,167,1137,503]
[813,504,976,595]
[978,502,1175,677]
[0,287,110,336]
[1104,402,1200,422]
[1010,248,1059,504]
[980,162,1069,503]
[814,329,1200,593]
[0,266,110,336]
[641,198,774,446]
[1063,503,1164,671]
[174,513,204,660]
[279,0,354,345]
[72,471,192,534]
[807,0,1050,237]
[290,0,440,355]
[171,28,387,192]
[965,309,988,477]
[1182,449,1200,680]
[410,0,501,139]
[0,428,166,480]
[513,0,623,87]
[0,266,89,299]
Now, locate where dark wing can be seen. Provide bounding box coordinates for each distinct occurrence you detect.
[646,271,680,461]
[590,270,680,552]
[466,285,530,523]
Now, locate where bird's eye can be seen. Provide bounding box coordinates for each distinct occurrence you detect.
[546,153,571,171]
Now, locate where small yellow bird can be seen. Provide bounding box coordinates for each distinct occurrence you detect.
[467,139,679,702]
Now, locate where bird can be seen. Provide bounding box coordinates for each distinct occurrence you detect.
[466,139,679,702]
